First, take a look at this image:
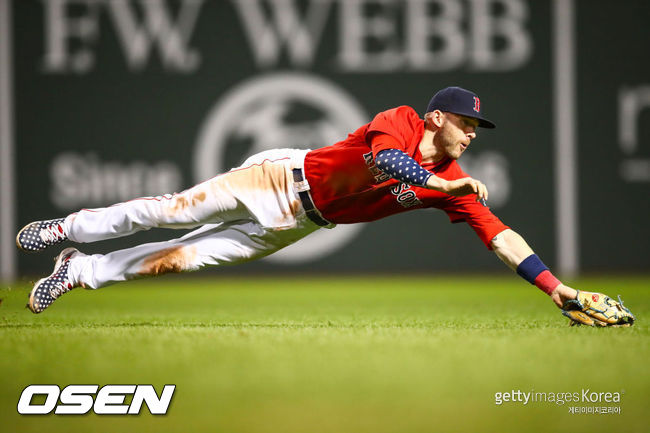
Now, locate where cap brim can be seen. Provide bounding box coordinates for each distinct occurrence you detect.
[445,110,496,129]
[477,118,496,129]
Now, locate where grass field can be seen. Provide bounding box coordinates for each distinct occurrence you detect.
[0,275,648,433]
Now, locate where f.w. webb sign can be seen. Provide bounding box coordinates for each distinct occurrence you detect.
[40,0,532,73]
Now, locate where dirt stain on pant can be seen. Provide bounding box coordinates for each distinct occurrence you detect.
[168,191,207,216]
[192,191,206,205]
[210,160,302,228]
[274,199,303,229]
[138,245,197,276]
[213,160,289,195]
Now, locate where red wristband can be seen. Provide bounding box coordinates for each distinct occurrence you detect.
[534,270,562,295]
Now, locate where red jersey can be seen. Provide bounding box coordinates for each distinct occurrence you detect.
[303,105,509,249]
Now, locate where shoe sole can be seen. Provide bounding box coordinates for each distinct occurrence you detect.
[27,247,79,314]
[27,278,47,313]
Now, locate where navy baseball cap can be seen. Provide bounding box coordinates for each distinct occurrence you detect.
[426,86,496,129]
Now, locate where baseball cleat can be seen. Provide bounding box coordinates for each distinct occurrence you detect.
[16,218,68,252]
[28,247,83,314]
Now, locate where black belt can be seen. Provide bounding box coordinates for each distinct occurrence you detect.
[292,168,331,227]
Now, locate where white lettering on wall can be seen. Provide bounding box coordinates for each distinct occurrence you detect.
[41,0,101,73]
[49,153,183,209]
[106,0,203,71]
[231,0,333,67]
[42,0,204,73]
[405,0,465,71]
[469,0,531,71]
[338,0,532,72]
[41,0,533,74]
[339,0,405,70]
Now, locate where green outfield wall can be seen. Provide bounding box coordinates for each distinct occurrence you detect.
[3,0,649,277]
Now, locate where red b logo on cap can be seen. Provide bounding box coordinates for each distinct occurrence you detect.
[473,96,480,113]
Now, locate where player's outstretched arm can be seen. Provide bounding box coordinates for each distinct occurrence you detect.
[489,229,636,326]
[490,229,576,308]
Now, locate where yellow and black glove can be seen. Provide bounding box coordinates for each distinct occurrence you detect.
[562,291,635,327]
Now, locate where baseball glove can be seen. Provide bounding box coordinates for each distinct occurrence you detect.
[562,291,635,327]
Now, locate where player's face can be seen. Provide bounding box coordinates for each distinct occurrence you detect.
[434,113,479,160]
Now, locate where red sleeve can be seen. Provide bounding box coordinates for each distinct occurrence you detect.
[366,106,421,157]
[369,132,403,156]
[440,195,510,250]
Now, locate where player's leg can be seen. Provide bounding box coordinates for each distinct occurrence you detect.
[74,219,317,289]
[27,219,319,313]
[15,185,247,253]
[17,149,310,252]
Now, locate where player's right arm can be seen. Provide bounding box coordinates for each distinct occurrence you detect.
[490,229,576,308]
[490,229,636,326]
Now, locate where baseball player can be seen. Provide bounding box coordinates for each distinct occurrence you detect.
[16,86,635,326]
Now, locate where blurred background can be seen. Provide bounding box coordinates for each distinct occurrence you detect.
[1,0,649,281]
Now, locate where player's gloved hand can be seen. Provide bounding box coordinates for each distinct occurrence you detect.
[438,177,488,202]
[561,291,635,327]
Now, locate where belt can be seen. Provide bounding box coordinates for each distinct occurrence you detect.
[292,168,331,227]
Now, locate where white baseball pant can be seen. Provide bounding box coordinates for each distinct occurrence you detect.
[63,149,328,289]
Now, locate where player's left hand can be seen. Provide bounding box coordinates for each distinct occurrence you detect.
[562,291,635,327]
[441,177,488,202]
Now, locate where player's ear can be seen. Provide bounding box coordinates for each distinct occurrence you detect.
[426,110,445,128]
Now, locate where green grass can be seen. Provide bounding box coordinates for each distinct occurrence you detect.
[1,275,648,433]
